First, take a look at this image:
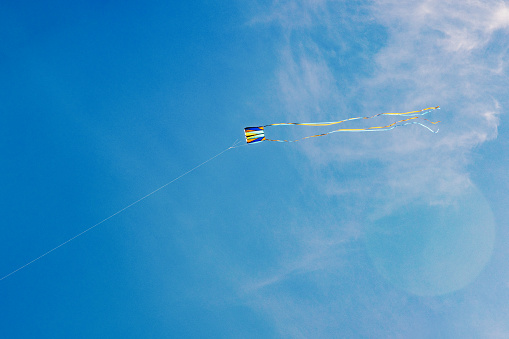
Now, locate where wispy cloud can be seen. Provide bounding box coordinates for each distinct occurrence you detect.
[240,0,509,335]
[241,232,352,293]
[260,0,508,208]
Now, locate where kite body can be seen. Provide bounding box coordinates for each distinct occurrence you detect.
[244,106,440,144]
[244,126,266,144]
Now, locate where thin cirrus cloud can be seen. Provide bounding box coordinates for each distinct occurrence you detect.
[240,1,508,335]
[258,0,507,207]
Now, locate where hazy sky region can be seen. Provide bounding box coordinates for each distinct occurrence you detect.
[1,1,509,338]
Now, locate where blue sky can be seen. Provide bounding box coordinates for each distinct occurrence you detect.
[1,0,509,337]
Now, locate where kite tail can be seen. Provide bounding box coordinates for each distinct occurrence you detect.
[264,116,440,143]
[263,106,440,127]
[244,106,440,144]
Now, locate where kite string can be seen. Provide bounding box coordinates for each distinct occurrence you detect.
[0,143,237,282]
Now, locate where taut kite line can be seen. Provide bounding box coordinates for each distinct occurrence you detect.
[244,106,440,144]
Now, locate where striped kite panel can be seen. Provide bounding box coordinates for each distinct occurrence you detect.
[244,126,266,144]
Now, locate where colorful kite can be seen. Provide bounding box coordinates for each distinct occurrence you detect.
[1,106,441,282]
[244,106,440,144]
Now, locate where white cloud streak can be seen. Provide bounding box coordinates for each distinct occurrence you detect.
[264,0,508,209]
[240,0,509,335]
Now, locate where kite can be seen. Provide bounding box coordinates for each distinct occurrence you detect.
[244,106,440,144]
[1,106,441,282]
